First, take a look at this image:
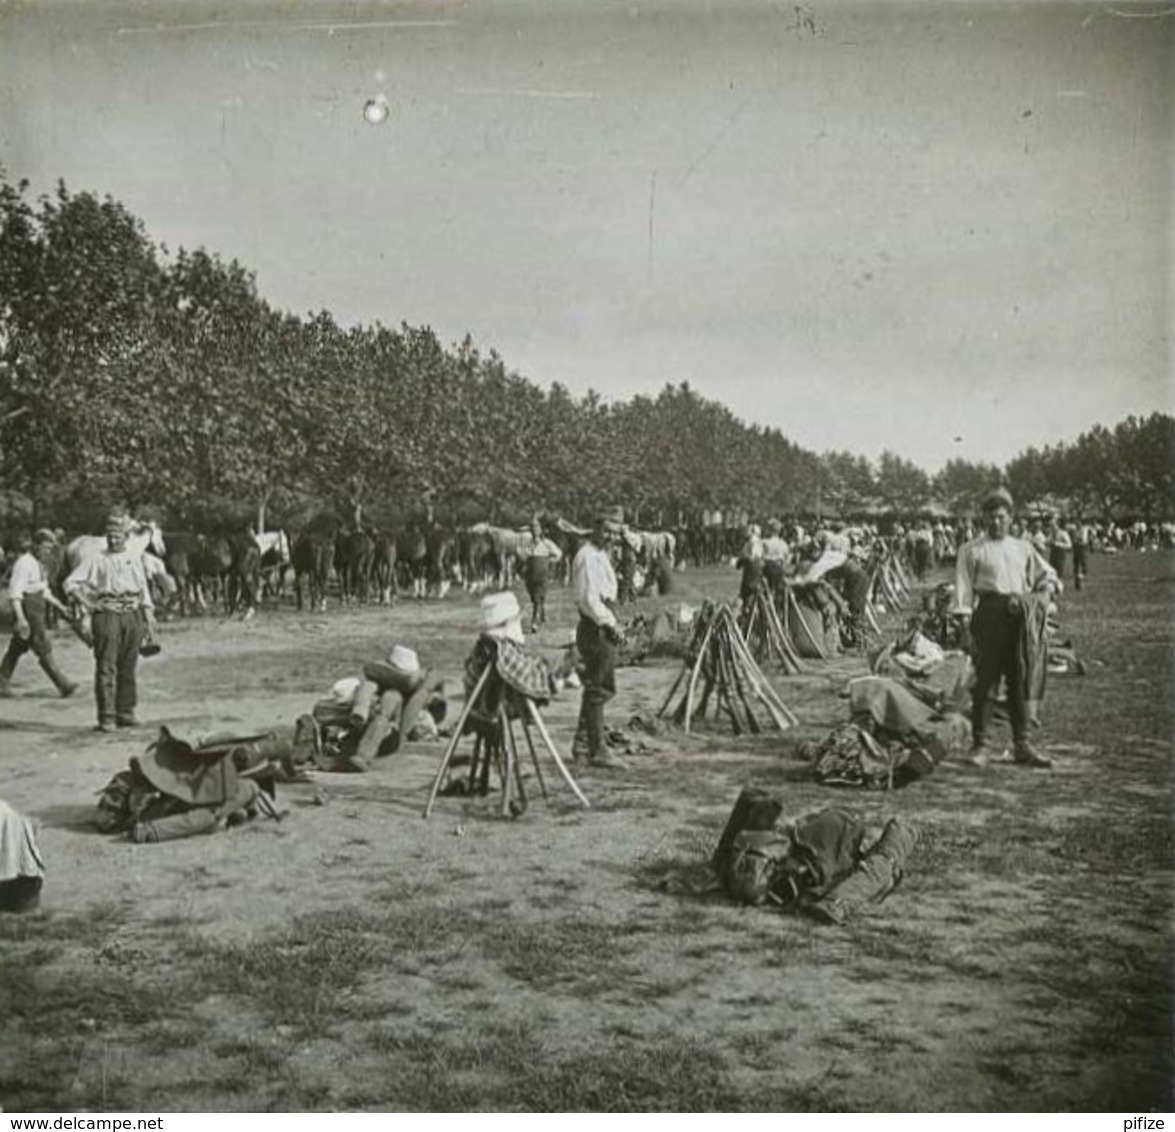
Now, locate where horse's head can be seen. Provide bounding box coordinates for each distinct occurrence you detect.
[144,521,166,557]
[124,519,166,557]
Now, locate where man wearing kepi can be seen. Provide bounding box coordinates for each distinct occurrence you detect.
[571,505,627,770]
[954,487,1058,769]
[65,514,157,732]
[0,529,78,699]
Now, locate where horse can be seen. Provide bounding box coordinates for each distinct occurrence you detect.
[253,529,291,601]
[468,522,533,589]
[64,519,167,574]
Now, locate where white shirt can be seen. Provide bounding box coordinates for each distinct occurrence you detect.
[65,549,154,611]
[7,552,47,602]
[762,536,790,563]
[526,536,563,562]
[740,535,765,561]
[571,541,618,628]
[954,535,1059,614]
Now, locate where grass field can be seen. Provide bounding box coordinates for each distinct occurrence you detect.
[0,550,1171,1112]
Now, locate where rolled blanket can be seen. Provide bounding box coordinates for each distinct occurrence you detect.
[363,660,428,697]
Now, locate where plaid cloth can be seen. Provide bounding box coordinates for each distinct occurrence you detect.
[463,635,552,704]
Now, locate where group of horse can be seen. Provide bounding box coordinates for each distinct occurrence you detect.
[29,515,684,621]
[47,522,284,621]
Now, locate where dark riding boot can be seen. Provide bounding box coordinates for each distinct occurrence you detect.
[39,656,78,699]
[0,642,20,695]
[584,698,627,770]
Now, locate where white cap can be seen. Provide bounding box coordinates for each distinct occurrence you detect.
[481,591,521,629]
[385,644,421,676]
[329,677,362,706]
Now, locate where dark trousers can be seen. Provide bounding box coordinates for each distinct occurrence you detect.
[739,559,765,605]
[1049,547,1069,580]
[912,543,931,581]
[525,562,550,627]
[91,609,145,724]
[575,617,617,758]
[1,594,53,676]
[970,594,1028,746]
[1072,544,1088,589]
[0,594,73,695]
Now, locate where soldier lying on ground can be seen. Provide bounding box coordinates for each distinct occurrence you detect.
[304,644,450,773]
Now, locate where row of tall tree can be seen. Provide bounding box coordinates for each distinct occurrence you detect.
[1,174,1171,530]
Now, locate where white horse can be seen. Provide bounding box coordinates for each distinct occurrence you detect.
[252,529,290,561]
[469,522,534,587]
[65,519,167,572]
[631,528,677,564]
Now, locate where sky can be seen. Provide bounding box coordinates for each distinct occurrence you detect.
[1,0,1172,472]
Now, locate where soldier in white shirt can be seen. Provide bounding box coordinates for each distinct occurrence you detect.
[761,519,791,593]
[65,514,157,732]
[570,505,627,770]
[1048,518,1072,581]
[0,530,78,699]
[954,488,1058,768]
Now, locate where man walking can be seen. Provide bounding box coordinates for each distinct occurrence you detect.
[522,520,562,633]
[0,529,78,699]
[571,505,627,770]
[65,514,157,732]
[954,488,1058,769]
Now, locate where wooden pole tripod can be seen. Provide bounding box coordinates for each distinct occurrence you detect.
[423,664,590,819]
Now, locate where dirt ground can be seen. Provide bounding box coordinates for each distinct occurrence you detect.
[0,557,1171,1112]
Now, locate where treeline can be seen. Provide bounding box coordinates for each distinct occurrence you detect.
[0,174,1171,530]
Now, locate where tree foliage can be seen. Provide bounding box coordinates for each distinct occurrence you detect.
[1,172,1170,527]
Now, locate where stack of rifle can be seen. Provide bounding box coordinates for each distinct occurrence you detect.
[656,602,798,736]
[868,551,911,613]
[737,584,806,674]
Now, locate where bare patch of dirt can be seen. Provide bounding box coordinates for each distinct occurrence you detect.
[0,559,1171,1111]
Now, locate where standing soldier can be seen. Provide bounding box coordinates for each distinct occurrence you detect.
[954,488,1058,769]
[911,521,933,581]
[64,514,157,732]
[522,520,562,633]
[761,519,791,594]
[1048,517,1072,583]
[736,523,766,606]
[1068,518,1090,591]
[0,530,78,699]
[570,505,627,770]
[616,526,638,605]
